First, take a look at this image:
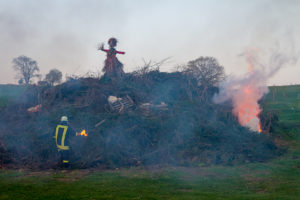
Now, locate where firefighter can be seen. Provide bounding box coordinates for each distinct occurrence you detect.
[54,116,76,167]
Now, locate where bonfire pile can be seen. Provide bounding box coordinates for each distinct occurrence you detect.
[0,70,283,169]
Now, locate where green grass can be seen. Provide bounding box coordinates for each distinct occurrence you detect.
[263,85,300,127]
[1,84,300,199]
[0,84,27,108]
[0,159,300,200]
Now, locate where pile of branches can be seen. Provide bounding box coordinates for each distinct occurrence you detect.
[0,70,284,169]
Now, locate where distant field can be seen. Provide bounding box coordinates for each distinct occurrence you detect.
[0,84,300,200]
[0,84,27,108]
[263,85,300,127]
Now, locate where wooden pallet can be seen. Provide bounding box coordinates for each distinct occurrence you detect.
[108,95,134,112]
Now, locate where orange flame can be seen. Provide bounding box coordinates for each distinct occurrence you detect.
[233,84,261,126]
[231,55,264,133]
[80,130,88,137]
[258,120,262,133]
[214,48,283,133]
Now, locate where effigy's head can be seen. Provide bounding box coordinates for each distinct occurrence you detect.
[108,37,118,47]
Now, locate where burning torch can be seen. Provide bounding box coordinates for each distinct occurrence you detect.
[76,129,88,137]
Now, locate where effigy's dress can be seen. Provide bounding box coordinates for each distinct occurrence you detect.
[102,48,125,78]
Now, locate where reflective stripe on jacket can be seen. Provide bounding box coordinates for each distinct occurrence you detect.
[55,124,70,150]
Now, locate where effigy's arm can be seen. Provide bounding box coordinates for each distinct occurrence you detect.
[98,43,109,52]
[116,50,125,54]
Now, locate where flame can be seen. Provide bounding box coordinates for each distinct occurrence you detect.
[80,129,88,137]
[258,124,262,133]
[233,84,261,126]
[231,55,264,132]
[214,45,295,133]
[258,118,263,133]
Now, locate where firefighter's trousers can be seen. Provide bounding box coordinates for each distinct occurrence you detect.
[58,149,69,167]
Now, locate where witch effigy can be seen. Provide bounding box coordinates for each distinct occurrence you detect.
[98,37,125,78]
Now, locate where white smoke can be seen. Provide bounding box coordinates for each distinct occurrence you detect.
[213,41,298,132]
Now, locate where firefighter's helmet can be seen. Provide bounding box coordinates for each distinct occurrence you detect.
[61,116,68,122]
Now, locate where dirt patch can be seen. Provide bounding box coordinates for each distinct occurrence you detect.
[274,138,290,147]
[55,169,91,182]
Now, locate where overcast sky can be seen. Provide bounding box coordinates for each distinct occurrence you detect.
[0,0,299,85]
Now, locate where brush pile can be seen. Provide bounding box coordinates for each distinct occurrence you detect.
[0,70,283,169]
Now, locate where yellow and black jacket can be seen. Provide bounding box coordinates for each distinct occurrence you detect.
[54,122,75,151]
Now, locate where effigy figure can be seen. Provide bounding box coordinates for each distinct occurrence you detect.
[99,37,125,78]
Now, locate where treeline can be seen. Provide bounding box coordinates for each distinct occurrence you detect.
[12,55,62,86]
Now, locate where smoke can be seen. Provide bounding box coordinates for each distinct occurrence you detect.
[213,40,298,132]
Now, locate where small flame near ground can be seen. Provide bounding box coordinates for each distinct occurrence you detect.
[258,124,262,133]
[79,130,88,137]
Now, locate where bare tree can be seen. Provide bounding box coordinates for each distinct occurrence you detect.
[183,56,225,88]
[45,69,62,86]
[12,55,40,85]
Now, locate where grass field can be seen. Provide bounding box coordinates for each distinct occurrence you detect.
[0,84,300,200]
[0,84,27,108]
[263,85,300,127]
